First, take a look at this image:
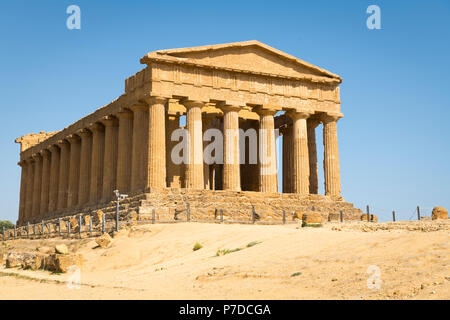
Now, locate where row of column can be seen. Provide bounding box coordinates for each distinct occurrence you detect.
[17,97,341,224]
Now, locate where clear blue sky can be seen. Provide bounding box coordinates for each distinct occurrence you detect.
[1,0,449,223]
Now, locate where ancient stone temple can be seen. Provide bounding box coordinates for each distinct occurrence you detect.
[15,41,362,226]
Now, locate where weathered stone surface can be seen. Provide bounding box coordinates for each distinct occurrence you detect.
[36,246,53,254]
[50,253,83,273]
[432,207,448,220]
[361,214,378,222]
[302,212,322,224]
[6,252,44,270]
[14,41,351,225]
[55,244,69,255]
[96,233,112,248]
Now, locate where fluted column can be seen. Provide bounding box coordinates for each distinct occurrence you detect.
[166,111,181,188]
[31,154,43,218]
[182,100,204,189]
[146,97,167,189]
[57,140,70,210]
[67,134,81,208]
[78,129,92,205]
[282,125,292,193]
[287,111,310,195]
[48,145,60,213]
[39,149,51,216]
[256,108,278,193]
[322,114,341,197]
[130,104,148,192]
[219,104,241,191]
[307,119,320,194]
[102,116,119,201]
[89,123,105,203]
[116,109,133,193]
[24,158,35,221]
[18,161,28,224]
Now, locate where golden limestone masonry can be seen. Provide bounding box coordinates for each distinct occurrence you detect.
[14,41,362,226]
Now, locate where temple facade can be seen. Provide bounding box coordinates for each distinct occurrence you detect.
[15,41,360,225]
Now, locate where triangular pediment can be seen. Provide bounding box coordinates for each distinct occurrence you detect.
[141,41,341,82]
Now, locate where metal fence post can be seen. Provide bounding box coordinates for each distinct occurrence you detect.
[312,206,315,211]
[220,209,223,223]
[41,220,44,235]
[392,211,396,222]
[366,205,370,222]
[58,219,61,236]
[282,210,286,224]
[79,215,82,237]
[89,217,93,234]
[27,222,30,239]
[417,206,421,220]
[252,205,256,224]
[340,211,343,223]
[68,221,71,236]
[152,209,155,224]
[33,224,36,236]
[186,203,191,222]
[14,225,16,240]
[102,214,105,234]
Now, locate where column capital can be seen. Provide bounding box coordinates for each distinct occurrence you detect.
[321,113,343,123]
[88,122,105,132]
[129,103,148,113]
[49,144,60,153]
[31,153,42,161]
[180,99,205,109]
[101,115,119,127]
[144,96,167,106]
[117,108,133,119]
[286,110,312,120]
[57,139,69,147]
[39,149,51,158]
[216,102,241,113]
[66,134,81,143]
[253,106,278,116]
[77,128,92,138]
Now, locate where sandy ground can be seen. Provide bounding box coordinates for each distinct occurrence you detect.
[0,221,449,300]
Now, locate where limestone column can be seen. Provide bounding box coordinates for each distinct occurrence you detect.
[219,104,241,191]
[322,114,341,197]
[18,161,28,224]
[182,100,204,189]
[287,111,310,195]
[89,123,105,204]
[116,109,133,193]
[166,111,181,188]
[78,129,92,205]
[102,116,119,201]
[202,112,216,190]
[146,97,167,189]
[24,158,35,221]
[130,104,148,193]
[48,145,60,213]
[256,108,278,193]
[31,154,43,218]
[307,119,320,194]
[39,149,51,216]
[282,125,292,193]
[57,140,70,210]
[67,134,81,208]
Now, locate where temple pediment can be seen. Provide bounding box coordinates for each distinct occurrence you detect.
[141,40,341,83]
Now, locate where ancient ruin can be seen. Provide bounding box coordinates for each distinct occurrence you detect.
[15,41,363,225]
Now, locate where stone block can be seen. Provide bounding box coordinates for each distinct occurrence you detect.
[302,212,322,224]
[55,244,69,255]
[95,233,112,248]
[432,207,448,220]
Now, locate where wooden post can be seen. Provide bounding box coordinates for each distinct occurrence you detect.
[392,211,396,222]
[152,209,155,224]
[282,210,286,224]
[417,206,421,220]
[340,211,343,222]
[366,205,370,222]
[220,209,223,223]
[252,205,256,224]
[187,203,191,222]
